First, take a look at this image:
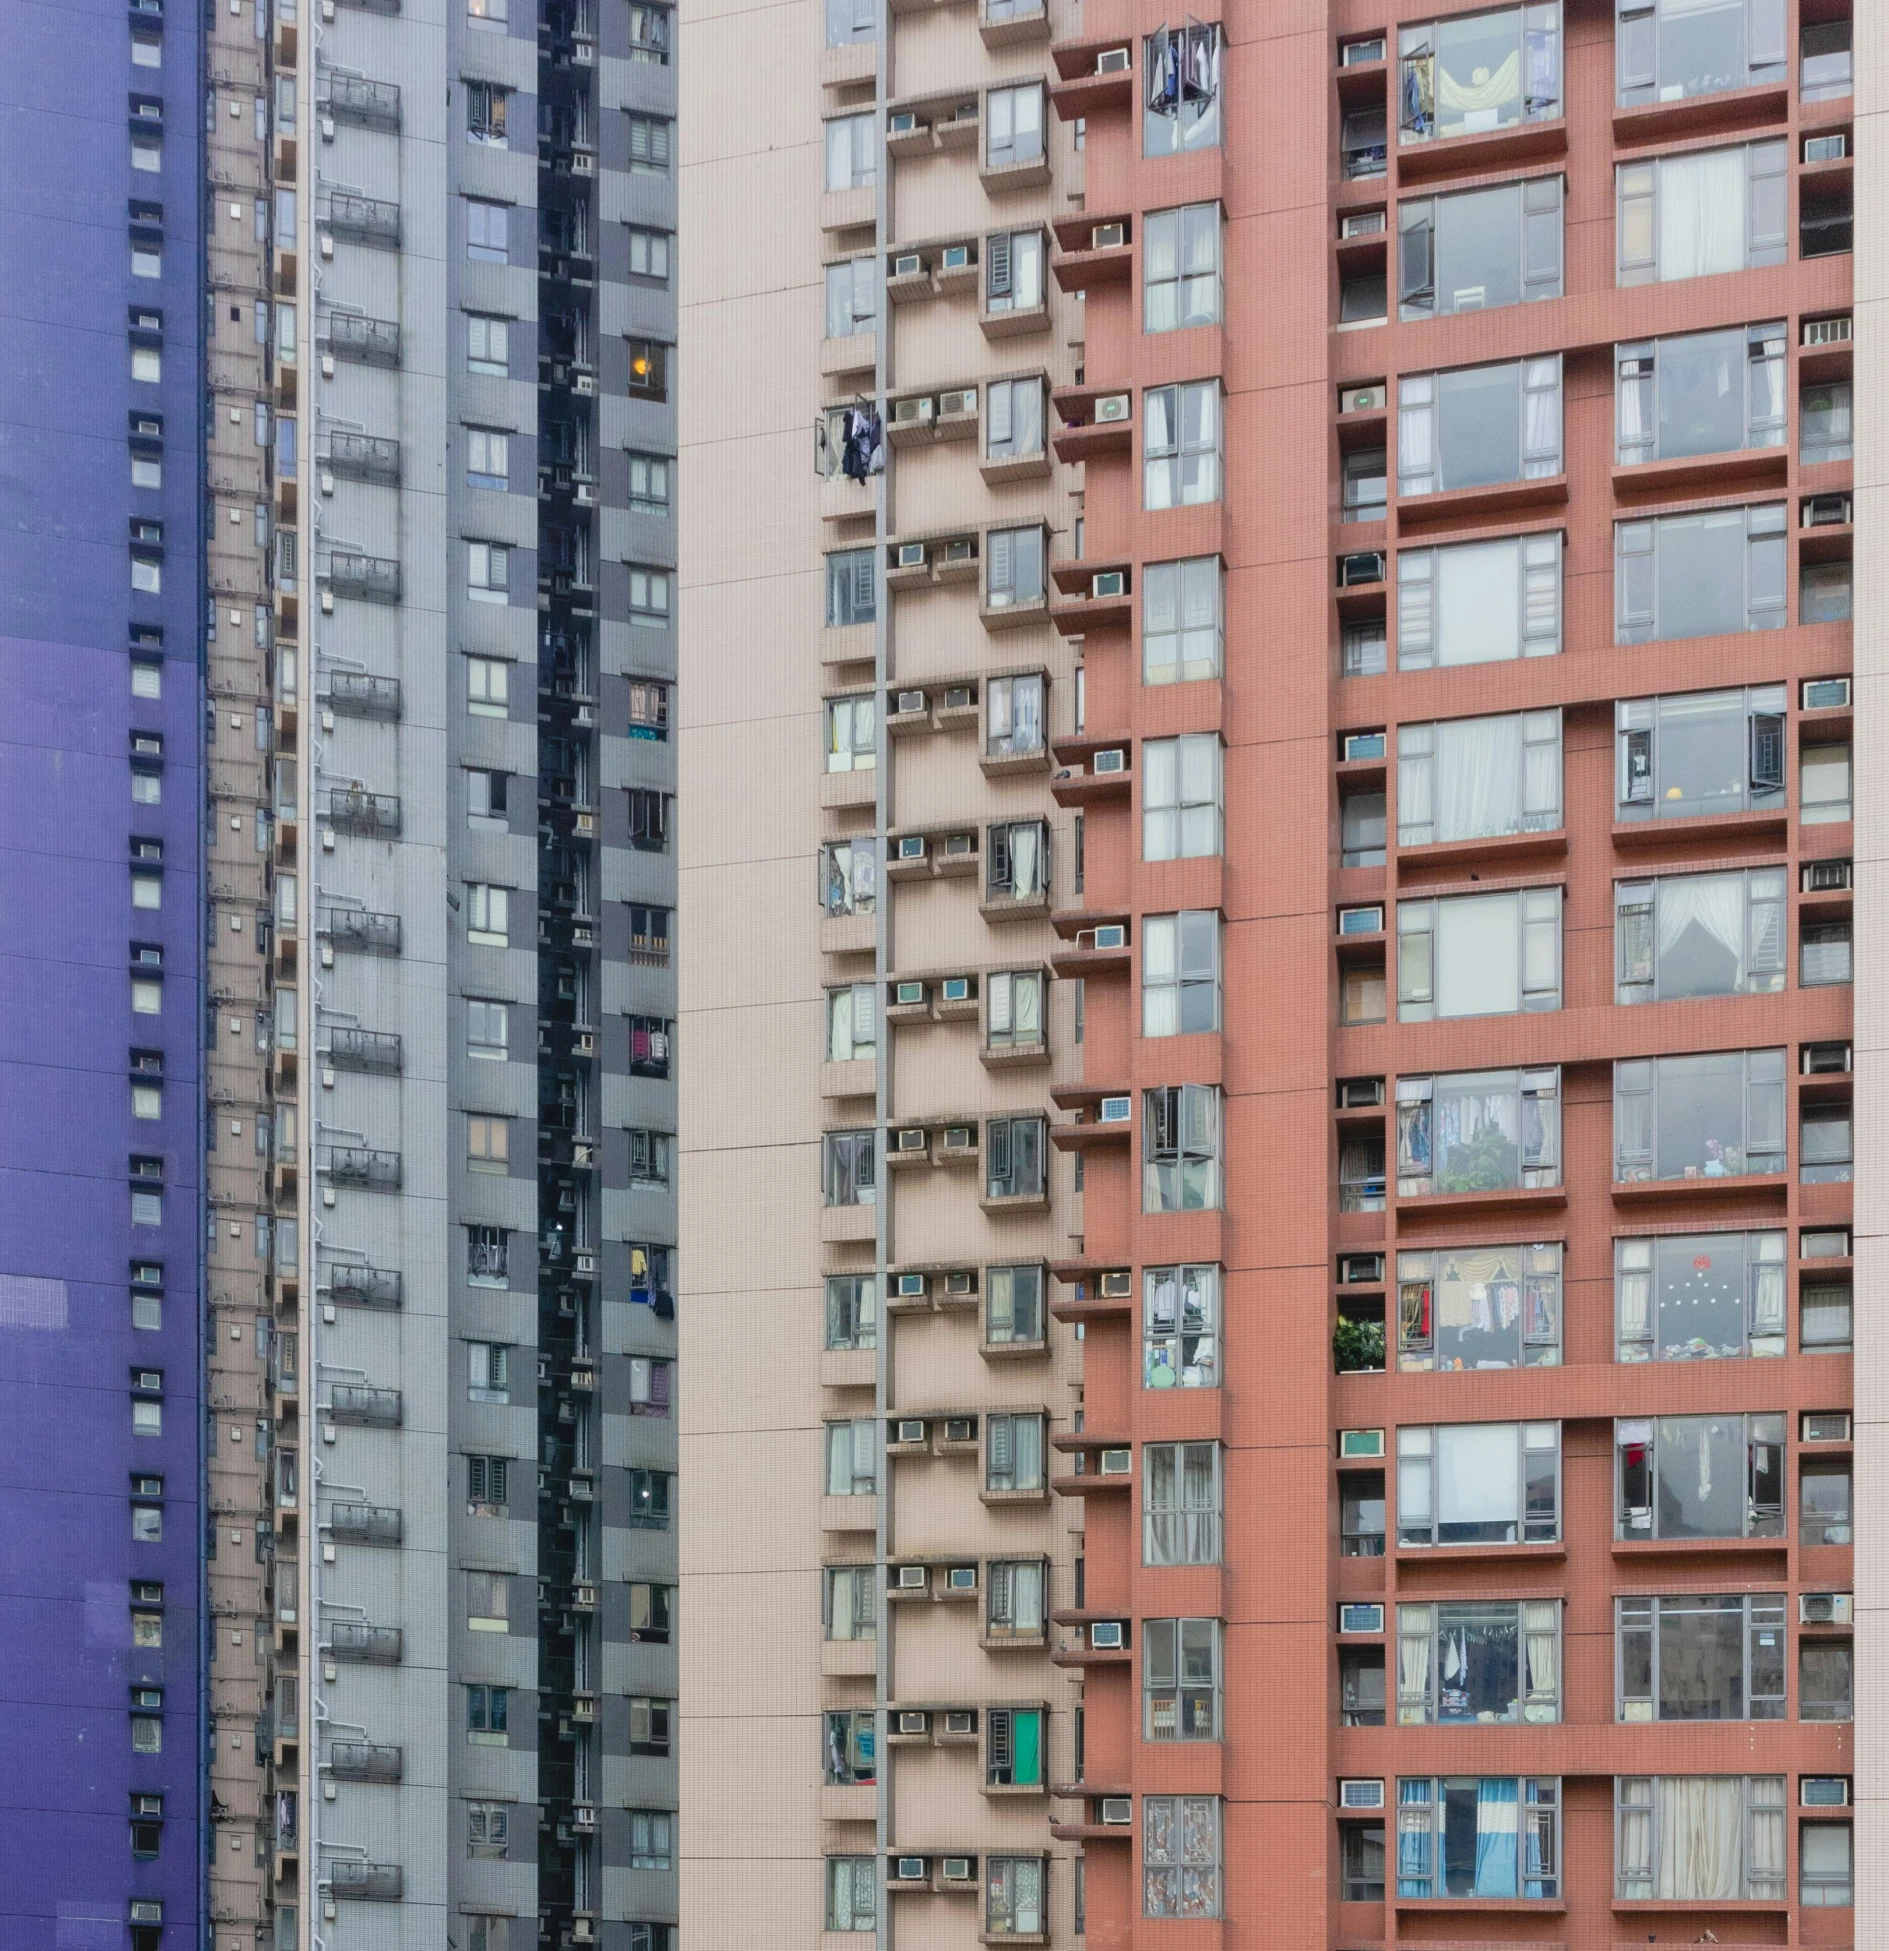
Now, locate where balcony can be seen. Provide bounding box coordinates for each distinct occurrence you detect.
[325,553,401,605]
[318,1146,403,1192]
[326,73,401,130]
[327,1621,403,1664]
[326,1861,403,1900]
[324,431,401,487]
[328,1027,403,1074]
[318,906,401,955]
[327,1501,403,1547]
[325,313,401,368]
[326,788,402,838]
[327,1384,403,1428]
[325,192,401,249]
[327,1740,403,1784]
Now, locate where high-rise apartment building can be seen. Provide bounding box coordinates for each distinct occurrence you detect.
[681,0,1878,1943]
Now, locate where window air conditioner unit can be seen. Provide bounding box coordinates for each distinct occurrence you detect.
[896,1127,928,1152]
[941,1126,973,1151]
[1804,493,1852,527]
[897,835,927,860]
[892,252,923,277]
[1339,551,1385,586]
[1803,1778,1851,1808]
[1091,570,1126,598]
[1340,35,1385,63]
[1337,904,1384,935]
[898,1707,930,1730]
[1804,859,1852,893]
[891,398,933,428]
[896,1570,929,1595]
[573,1804,597,1829]
[1095,45,1129,72]
[1804,676,1851,710]
[944,685,974,708]
[896,1857,927,1882]
[943,1416,975,1442]
[1339,1779,1386,1811]
[1801,1593,1853,1626]
[1804,315,1852,346]
[1089,1620,1125,1649]
[1340,211,1386,239]
[1095,393,1130,423]
[1805,132,1847,162]
[1099,1095,1131,1123]
[894,690,927,717]
[1092,924,1127,949]
[944,536,975,562]
[1337,1077,1385,1109]
[944,832,975,858]
[1100,1797,1133,1825]
[1803,1412,1852,1443]
[1099,1270,1132,1298]
[1342,380,1387,409]
[1802,1041,1852,1074]
[939,389,976,416]
[896,980,926,1004]
[896,542,927,568]
[945,1270,975,1295]
[1092,222,1126,249]
[941,976,971,1002]
[130,1904,164,1927]
[1098,1447,1131,1475]
[896,1418,928,1443]
[947,1566,978,1592]
[897,1272,928,1298]
[1339,1428,1385,1459]
[941,1856,975,1882]
[888,111,918,134]
[945,1707,977,1732]
[1093,748,1126,773]
[1338,1603,1384,1635]
[940,245,970,270]
[1341,730,1386,761]
[1339,1253,1385,1285]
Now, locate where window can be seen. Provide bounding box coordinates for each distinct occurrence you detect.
[822,1129,876,1207]
[1617,0,1786,105]
[1143,1085,1220,1211]
[467,1454,509,1517]
[1145,1441,1221,1564]
[986,1114,1046,1200]
[467,1224,510,1284]
[823,256,875,339]
[627,788,670,854]
[1341,1471,1386,1556]
[629,1810,673,1871]
[1616,503,1784,644]
[986,1708,1044,1788]
[985,230,1044,315]
[1617,139,1786,284]
[1145,1619,1221,1739]
[465,197,509,262]
[468,770,508,830]
[468,1921,509,1951]
[465,1116,509,1177]
[131,344,161,383]
[1342,1643,1387,1725]
[825,113,875,191]
[628,1357,674,1418]
[984,1857,1045,1936]
[1143,912,1219,1037]
[821,841,875,917]
[1342,446,1387,518]
[825,1274,876,1351]
[1801,740,1851,824]
[465,883,508,947]
[1617,1229,1785,1362]
[465,313,510,378]
[1801,1101,1852,1187]
[1143,203,1221,331]
[1143,557,1222,683]
[628,1469,672,1529]
[1398,357,1562,496]
[1342,101,1388,178]
[1143,21,1222,155]
[458,432,511,502]
[826,1856,876,1932]
[1397,710,1561,848]
[131,554,162,594]
[1802,555,1852,624]
[1613,1047,1785,1182]
[132,1503,162,1543]
[628,1128,672,1187]
[628,566,670,628]
[1397,887,1561,1020]
[1144,381,1221,508]
[986,1558,1047,1639]
[1143,1796,1222,1917]
[1398,1243,1561,1372]
[986,83,1044,169]
[467,1571,508,1630]
[1802,1821,1852,1906]
[131,1710,162,1754]
[1800,1639,1851,1721]
[1617,683,1785,821]
[986,525,1045,608]
[627,113,673,174]
[1397,532,1561,668]
[985,1264,1044,1346]
[466,82,508,144]
[986,1413,1046,1492]
[1342,1823,1386,1901]
[1399,1422,1560,1547]
[1399,4,1561,144]
[1398,1601,1559,1726]
[1801,1458,1850,1543]
[824,695,875,773]
[825,1709,875,1786]
[823,1564,877,1642]
[987,820,1050,902]
[466,1002,508,1062]
[1395,1067,1561,1197]
[1142,735,1221,860]
[986,971,1045,1052]
[1615,869,1784,1003]
[131,453,161,490]
[468,0,506,24]
[627,451,671,516]
[826,1418,877,1497]
[1616,1413,1784,1539]
[1399,176,1564,319]
[826,548,875,627]
[467,1684,509,1745]
[628,678,671,738]
[1616,1777,1784,1899]
[466,656,509,718]
[1398,1778,1559,1898]
[1144,1264,1219,1387]
[826,984,876,1062]
[629,1582,673,1643]
[628,3,670,60]
[1801,378,1852,463]
[1801,1275,1852,1353]
[628,226,671,283]
[986,380,1044,461]
[468,1802,508,1859]
[825,0,874,44]
[1618,1593,1786,1721]
[467,541,509,605]
[627,339,668,397]
[467,1342,510,1404]
[1617,323,1785,467]
[628,1696,672,1756]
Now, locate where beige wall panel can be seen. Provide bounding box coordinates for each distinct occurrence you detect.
[676,861,820,1009]
[682,570,826,730]
[675,1136,823,1291]
[678,1426,823,1574]
[678,1285,825,1437]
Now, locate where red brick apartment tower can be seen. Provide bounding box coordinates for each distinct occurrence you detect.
[1052,2,1865,1949]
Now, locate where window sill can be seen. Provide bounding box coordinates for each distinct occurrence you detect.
[1611,1172,1789,1206]
[1612,806,1788,849]
[1394,1540,1566,1567]
[979,156,1052,194]
[981,1189,1051,1215]
[1395,115,1567,183]
[981,1041,1050,1070]
[1392,1896,1566,1914]
[1394,828,1567,873]
[980,1486,1051,1508]
[1611,80,1789,147]
[1613,1897,1790,1914]
[1394,1184,1567,1219]
[982,1336,1050,1361]
[979,893,1052,923]
[981,1632,1050,1653]
[1612,1534,1785,1557]
[1395,472,1567,527]
[1611,444,1788,498]
[980,303,1051,342]
[980,744,1053,777]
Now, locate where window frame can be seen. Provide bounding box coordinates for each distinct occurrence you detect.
[1613,1412,1786,1541]
[1396,1775,1561,1899]
[1143,1439,1222,1565]
[1615,1592,1787,1722]
[1396,1420,1562,1547]
[1614,1775,1785,1899]
[1143,379,1222,510]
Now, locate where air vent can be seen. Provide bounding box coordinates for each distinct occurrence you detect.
[1092,924,1127,949]
[944,1707,977,1731]
[1098,1095,1131,1123]
[1342,380,1387,409]
[1802,1041,1852,1075]
[897,1272,927,1298]
[897,1706,929,1729]
[941,976,971,1002]
[947,1566,978,1592]
[1341,731,1386,761]
[1092,748,1127,773]
[1338,550,1385,586]
[943,1417,975,1443]
[1339,212,1386,240]
[895,980,925,1005]
[1092,222,1125,249]
[1803,492,1852,527]
[892,252,923,277]
[1804,132,1847,162]
[895,1419,927,1444]
[1803,859,1852,893]
[1802,1778,1851,1807]
[1098,1447,1131,1474]
[896,1567,928,1591]
[1095,45,1129,72]
[1095,393,1130,423]
[1091,570,1126,598]
[896,1857,927,1882]
[1100,1797,1132,1825]
[941,1855,975,1881]
[945,1270,975,1296]
[1337,904,1384,936]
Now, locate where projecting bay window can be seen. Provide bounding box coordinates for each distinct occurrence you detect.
[822,1130,877,1207]
[1617,1594,1786,1720]
[986,1709,1044,1788]
[986,526,1045,609]
[821,841,875,918]
[986,673,1044,756]
[1616,139,1786,284]
[1397,1778,1560,1899]
[1143,912,1220,1036]
[986,1413,1046,1493]
[1615,1413,1784,1540]
[824,694,875,772]
[1145,1441,1221,1565]
[1143,1084,1221,1212]
[1397,1243,1561,1372]
[1143,203,1222,331]
[824,1566,876,1644]
[1398,1422,1560,1547]
[826,1856,876,1931]
[1615,869,1784,1003]
[1616,684,1785,821]
[826,548,876,627]
[1142,735,1222,859]
[1143,22,1221,155]
[985,1263,1044,1347]
[986,1115,1047,1200]
[1617,0,1786,107]
[825,1418,877,1496]
[1144,1619,1221,1739]
[1397,1601,1560,1723]
[1397,532,1561,668]
[1615,1776,1784,1899]
[1616,503,1785,644]
[1617,322,1785,464]
[985,231,1044,316]
[1398,710,1561,848]
[987,971,1045,1054]
[986,1558,1047,1640]
[1617,1229,1785,1362]
[826,984,876,1062]
[985,83,1045,169]
[1395,1066,1561,1198]
[988,820,1050,902]
[825,1710,875,1785]
[1398,5,1561,144]
[1144,1264,1219,1387]
[1612,1047,1785,1182]
[986,1857,1046,1936]
[823,257,876,340]
[1399,176,1563,319]
[825,1274,876,1351]
[1397,887,1561,1021]
[1397,357,1561,497]
[825,113,875,191]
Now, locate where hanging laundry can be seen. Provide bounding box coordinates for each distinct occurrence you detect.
[1181,23,1216,103]
[840,403,884,481]
[1147,28,1180,113]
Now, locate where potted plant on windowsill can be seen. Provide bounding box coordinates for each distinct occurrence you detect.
[1333,1317,1386,1375]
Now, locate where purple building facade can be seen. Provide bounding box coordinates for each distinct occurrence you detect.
[0,0,205,1942]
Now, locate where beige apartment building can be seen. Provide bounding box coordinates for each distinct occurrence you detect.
[678,0,1090,1935]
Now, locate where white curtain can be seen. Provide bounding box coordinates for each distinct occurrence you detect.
[1523,1602,1558,1705]
[1144,917,1180,1036]
[1658,149,1745,281]
[1012,973,1042,1040]
[1436,714,1523,841]
[1435,892,1522,1017]
[1657,871,1745,985]
[1437,1423,1520,1530]
[1397,1611,1433,1722]
[1010,823,1041,896]
[1656,1777,1741,1899]
[1437,538,1522,666]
